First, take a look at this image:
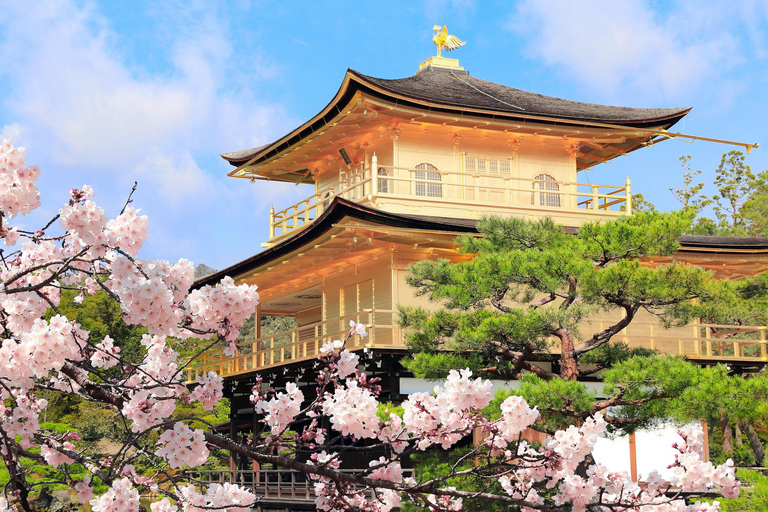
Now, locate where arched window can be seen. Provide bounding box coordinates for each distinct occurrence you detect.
[532,174,560,207]
[414,163,442,198]
[377,167,390,194]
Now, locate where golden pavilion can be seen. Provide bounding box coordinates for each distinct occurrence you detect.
[189,41,767,496]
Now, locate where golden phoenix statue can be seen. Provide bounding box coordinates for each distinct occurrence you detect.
[432,25,466,57]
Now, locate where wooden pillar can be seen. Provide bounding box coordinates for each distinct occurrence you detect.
[628,432,637,481]
[255,304,261,339]
[253,403,261,472]
[229,398,238,476]
[269,206,275,239]
[371,152,378,195]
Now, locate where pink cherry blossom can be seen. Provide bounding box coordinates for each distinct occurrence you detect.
[0,141,741,512]
[91,335,120,369]
[156,422,209,469]
[74,477,94,503]
[322,379,380,439]
[190,371,223,410]
[90,477,140,512]
[254,382,304,436]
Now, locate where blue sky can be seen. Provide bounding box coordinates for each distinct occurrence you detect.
[1,1,766,270]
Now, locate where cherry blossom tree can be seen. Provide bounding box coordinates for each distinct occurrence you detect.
[0,140,739,512]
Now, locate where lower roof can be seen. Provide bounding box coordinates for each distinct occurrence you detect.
[195,198,768,288]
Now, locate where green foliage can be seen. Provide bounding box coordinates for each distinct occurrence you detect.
[709,435,756,467]
[403,352,516,381]
[712,151,756,231]
[401,211,768,447]
[742,170,768,238]
[673,368,768,426]
[400,447,508,512]
[59,401,123,443]
[377,402,404,422]
[601,356,702,431]
[194,263,218,279]
[0,422,97,495]
[624,193,656,213]
[498,375,595,433]
[720,470,768,511]
[673,272,768,327]
[670,156,711,216]
[261,315,297,336]
[47,289,147,366]
[673,152,767,237]
[401,212,712,384]
[577,341,656,366]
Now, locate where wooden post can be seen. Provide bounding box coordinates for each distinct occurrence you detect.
[592,185,598,210]
[761,328,766,360]
[625,177,632,215]
[371,152,378,195]
[629,432,638,481]
[269,206,275,239]
[229,403,238,475]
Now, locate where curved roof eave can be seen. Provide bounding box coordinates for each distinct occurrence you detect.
[195,200,768,290]
[193,197,478,288]
[222,69,691,168]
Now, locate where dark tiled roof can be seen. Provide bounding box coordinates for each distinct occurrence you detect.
[357,67,690,125]
[221,143,270,162]
[221,68,690,166]
[397,213,478,229]
[679,234,768,250]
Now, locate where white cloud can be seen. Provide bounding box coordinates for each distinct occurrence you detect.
[133,151,212,205]
[507,0,765,102]
[0,0,301,267]
[0,0,291,168]
[0,124,22,141]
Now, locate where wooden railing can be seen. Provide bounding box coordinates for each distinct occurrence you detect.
[270,173,373,240]
[698,323,767,359]
[185,310,399,383]
[188,468,413,504]
[374,165,630,213]
[267,162,631,241]
[186,316,766,384]
[577,320,767,362]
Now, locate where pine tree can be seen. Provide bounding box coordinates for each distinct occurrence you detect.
[400,212,768,439]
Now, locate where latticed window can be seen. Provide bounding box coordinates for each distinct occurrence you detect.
[532,174,561,207]
[464,155,511,175]
[377,167,390,194]
[414,163,442,198]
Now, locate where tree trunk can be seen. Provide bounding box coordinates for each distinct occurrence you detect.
[721,412,733,455]
[556,328,579,381]
[734,423,743,447]
[743,421,766,466]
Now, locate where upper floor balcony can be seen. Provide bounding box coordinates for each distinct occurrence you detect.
[267,160,632,243]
